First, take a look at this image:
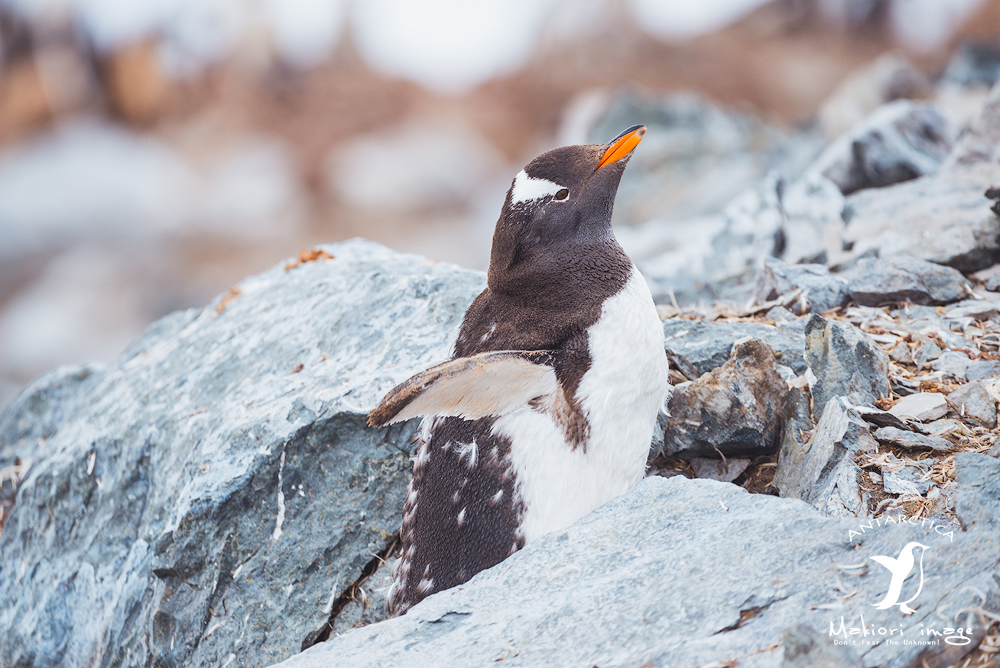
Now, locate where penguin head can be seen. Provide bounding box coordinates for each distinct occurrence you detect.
[488,125,644,293]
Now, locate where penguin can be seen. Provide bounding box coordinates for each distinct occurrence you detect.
[368,125,669,616]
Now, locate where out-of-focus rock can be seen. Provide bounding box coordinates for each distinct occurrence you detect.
[0,122,304,257]
[931,351,973,380]
[104,39,173,125]
[840,255,970,306]
[571,91,821,227]
[804,314,891,421]
[888,392,950,421]
[872,426,952,452]
[947,380,998,427]
[632,170,845,305]
[967,359,1000,381]
[945,77,1000,167]
[663,339,788,459]
[817,52,931,140]
[941,44,1000,89]
[773,399,877,517]
[0,240,486,668]
[635,173,786,304]
[0,57,51,141]
[662,317,806,379]
[809,100,952,196]
[839,162,1000,273]
[753,258,850,314]
[326,119,504,215]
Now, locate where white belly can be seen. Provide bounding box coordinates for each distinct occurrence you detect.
[494,267,669,543]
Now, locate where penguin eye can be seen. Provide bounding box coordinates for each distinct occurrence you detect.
[553,189,569,201]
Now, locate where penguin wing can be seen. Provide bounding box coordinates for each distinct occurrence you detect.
[368,350,558,427]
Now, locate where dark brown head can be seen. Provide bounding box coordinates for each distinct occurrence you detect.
[487,125,644,298]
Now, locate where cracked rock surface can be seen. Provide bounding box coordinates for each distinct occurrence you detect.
[0,240,484,668]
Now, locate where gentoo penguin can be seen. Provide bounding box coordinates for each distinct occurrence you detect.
[368,125,669,616]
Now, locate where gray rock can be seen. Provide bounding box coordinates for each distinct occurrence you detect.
[943,297,1000,319]
[818,52,931,140]
[637,172,843,306]
[930,351,972,380]
[782,624,861,668]
[945,77,1000,167]
[637,173,788,305]
[754,258,850,314]
[804,314,891,421]
[989,436,1000,458]
[941,44,1000,89]
[269,474,1000,668]
[921,418,970,439]
[912,337,943,366]
[966,359,1000,381]
[663,317,806,379]
[663,339,788,459]
[955,452,1000,531]
[580,91,821,227]
[888,392,950,422]
[809,100,952,196]
[882,464,935,496]
[841,255,970,306]
[840,162,1000,274]
[773,398,877,517]
[947,380,997,427]
[688,456,752,483]
[0,240,486,668]
[850,404,911,431]
[872,426,952,452]
[886,340,912,364]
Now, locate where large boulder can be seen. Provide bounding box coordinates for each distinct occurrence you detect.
[0,240,485,668]
[269,471,1000,668]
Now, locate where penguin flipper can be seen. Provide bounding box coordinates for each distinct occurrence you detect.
[368,350,558,427]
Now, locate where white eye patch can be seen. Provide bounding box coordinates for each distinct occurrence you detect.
[510,170,565,205]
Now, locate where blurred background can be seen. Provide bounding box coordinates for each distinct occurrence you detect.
[0,0,998,408]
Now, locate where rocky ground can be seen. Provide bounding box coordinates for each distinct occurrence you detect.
[3,38,1000,668]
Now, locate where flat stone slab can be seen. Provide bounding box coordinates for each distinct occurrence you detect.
[888,392,950,421]
[872,426,953,451]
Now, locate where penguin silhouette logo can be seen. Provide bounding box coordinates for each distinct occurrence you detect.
[871,542,929,614]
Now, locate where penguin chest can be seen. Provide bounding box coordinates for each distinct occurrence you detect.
[495,267,669,543]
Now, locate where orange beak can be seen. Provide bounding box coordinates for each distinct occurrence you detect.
[596,125,645,170]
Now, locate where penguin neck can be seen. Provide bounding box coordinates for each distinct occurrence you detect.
[486,234,631,309]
